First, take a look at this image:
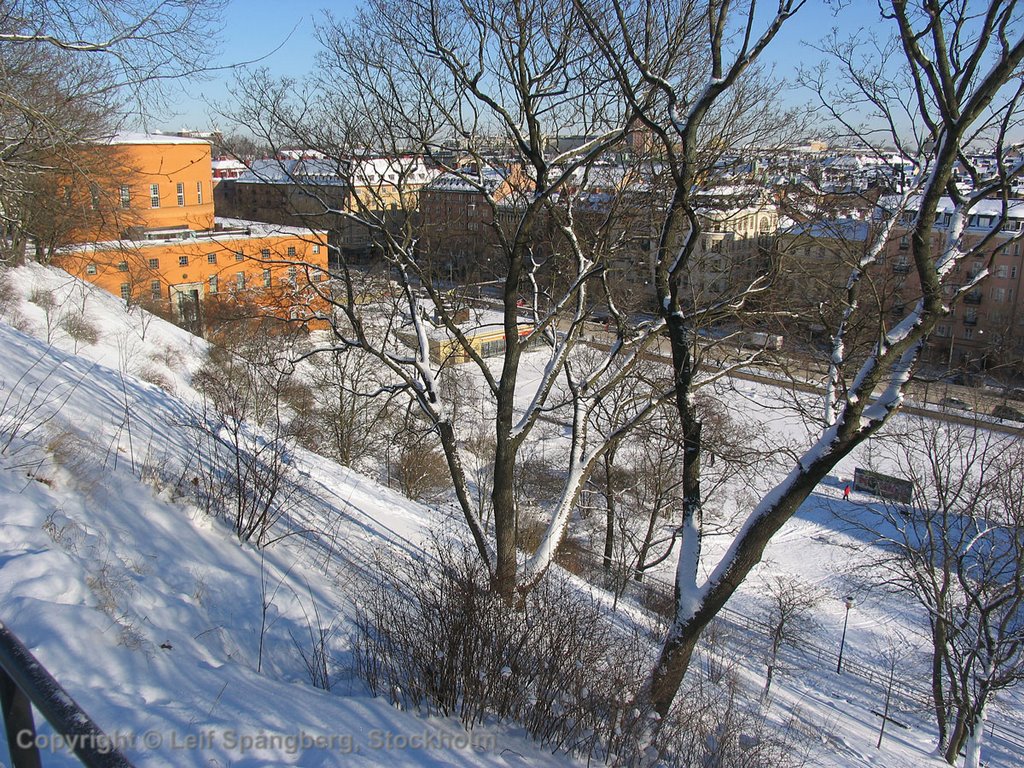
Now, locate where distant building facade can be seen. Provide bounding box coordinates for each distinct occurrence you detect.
[215,155,432,264]
[52,134,329,334]
[779,196,1024,373]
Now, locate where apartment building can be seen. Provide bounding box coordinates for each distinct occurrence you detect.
[215,155,432,264]
[778,197,1024,373]
[890,198,1024,371]
[415,163,534,282]
[52,134,329,334]
[600,183,778,313]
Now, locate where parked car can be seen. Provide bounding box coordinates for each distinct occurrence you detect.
[992,404,1024,422]
[939,396,973,411]
[740,332,784,350]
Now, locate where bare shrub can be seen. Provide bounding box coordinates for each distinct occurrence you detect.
[661,673,817,768]
[87,557,137,615]
[136,365,176,393]
[0,270,18,316]
[304,351,390,469]
[59,310,100,351]
[389,435,451,504]
[192,420,296,547]
[149,343,185,371]
[353,539,815,764]
[41,509,86,553]
[290,594,336,691]
[28,287,58,342]
[189,568,208,606]
[193,342,300,546]
[353,540,655,761]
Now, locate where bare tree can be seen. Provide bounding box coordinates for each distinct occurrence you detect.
[193,329,305,546]
[579,0,1024,718]
[0,0,226,263]
[759,575,821,703]
[305,350,391,469]
[229,0,1024,726]
[842,418,1024,766]
[231,0,681,599]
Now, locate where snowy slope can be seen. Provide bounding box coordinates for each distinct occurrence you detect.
[0,262,1020,767]
[0,264,576,767]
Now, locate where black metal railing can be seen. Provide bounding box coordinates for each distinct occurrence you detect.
[0,621,133,768]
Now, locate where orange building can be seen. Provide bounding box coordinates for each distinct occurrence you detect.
[54,134,330,333]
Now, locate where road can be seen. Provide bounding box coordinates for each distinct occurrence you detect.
[575,320,1024,435]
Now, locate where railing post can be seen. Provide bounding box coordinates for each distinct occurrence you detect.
[0,665,42,768]
[0,622,133,767]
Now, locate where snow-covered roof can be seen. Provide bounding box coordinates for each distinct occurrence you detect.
[882,194,1024,218]
[425,166,509,194]
[60,218,326,253]
[105,132,211,146]
[214,217,327,238]
[408,307,531,342]
[212,157,247,170]
[236,156,433,188]
[783,218,872,242]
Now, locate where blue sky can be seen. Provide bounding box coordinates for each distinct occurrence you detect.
[159,0,887,134]
[158,0,358,131]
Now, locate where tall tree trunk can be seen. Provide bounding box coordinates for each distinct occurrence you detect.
[603,449,617,570]
[649,627,700,717]
[931,618,949,751]
[960,703,986,768]
[491,438,517,598]
[437,419,492,573]
[944,707,968,765]
[648,457,839,715]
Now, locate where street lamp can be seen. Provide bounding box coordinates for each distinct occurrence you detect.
[836,596,855,674]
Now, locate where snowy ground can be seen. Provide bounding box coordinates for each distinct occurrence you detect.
[0,262,1019,767]
[0,264,578,767]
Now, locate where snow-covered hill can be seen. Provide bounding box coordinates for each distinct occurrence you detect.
[0,262,1020,767]
[0,263,576,766]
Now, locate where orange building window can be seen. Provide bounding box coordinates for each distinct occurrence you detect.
[149,183,160,208]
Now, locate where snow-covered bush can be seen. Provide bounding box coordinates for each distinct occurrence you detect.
[353,537,819,765]
[353,539,649,761]
[192,342,302,546]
